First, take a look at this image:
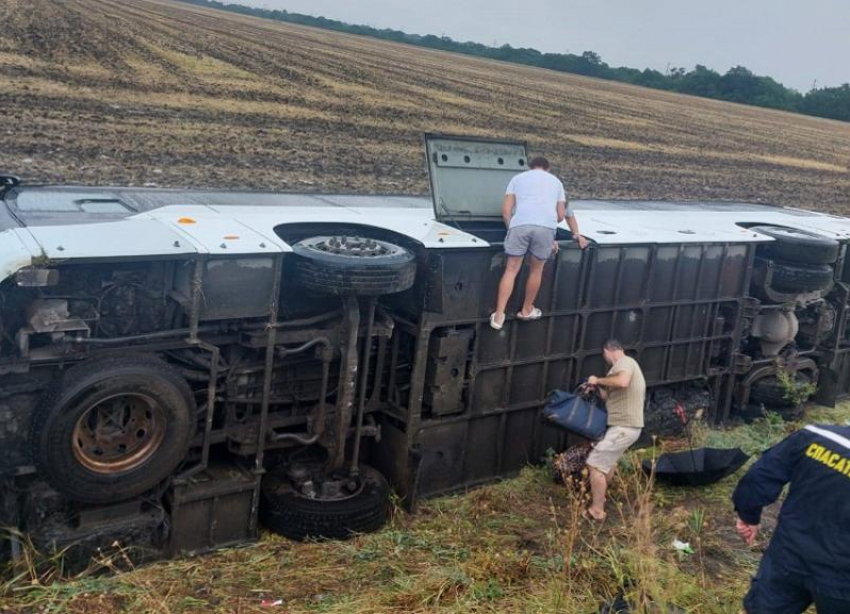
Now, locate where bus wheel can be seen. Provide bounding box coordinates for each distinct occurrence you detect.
[260,463,390,540]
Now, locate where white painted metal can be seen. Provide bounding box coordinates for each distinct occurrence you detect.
[144,207,289,255]
[0,229,38,279]
[143,205,488,250]
[26,219,199,260]
[5,187,850,286]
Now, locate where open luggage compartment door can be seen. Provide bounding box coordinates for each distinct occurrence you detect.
[425,133,529,224]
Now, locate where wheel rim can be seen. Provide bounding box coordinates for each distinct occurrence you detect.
[310,236,392,258]
[72,393,166,474]
[270,462,367,502]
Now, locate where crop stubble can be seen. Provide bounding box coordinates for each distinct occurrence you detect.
[0,0,848,211]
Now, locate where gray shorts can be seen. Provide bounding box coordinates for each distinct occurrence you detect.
[504,225,556,261]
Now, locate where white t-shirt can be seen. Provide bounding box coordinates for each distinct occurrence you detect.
[505,169,569,230]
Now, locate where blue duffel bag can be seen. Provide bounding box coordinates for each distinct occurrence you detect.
[541,388,608,441]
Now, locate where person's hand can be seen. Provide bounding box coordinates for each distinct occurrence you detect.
[577,235,589,250]
[587,375,600,386]
[736,518,759,546]
[552,241,560,255]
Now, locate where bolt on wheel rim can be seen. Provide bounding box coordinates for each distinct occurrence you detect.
[71,393,166,474]
[314,236,390,257]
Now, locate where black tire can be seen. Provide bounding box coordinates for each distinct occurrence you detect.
[769,261,834,293]
[749,373,812,411]
[31,355,194,504]
[259,464,390,540]
[750,226,839,265]
[740,401,804,423]
[290,236,416,296]
[749,376,796,408]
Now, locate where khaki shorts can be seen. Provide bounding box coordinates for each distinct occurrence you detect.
[586,426,642,474]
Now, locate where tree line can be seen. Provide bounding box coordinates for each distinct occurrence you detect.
[179,0,850,123]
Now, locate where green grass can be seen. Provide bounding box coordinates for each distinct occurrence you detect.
[3,402,849,614]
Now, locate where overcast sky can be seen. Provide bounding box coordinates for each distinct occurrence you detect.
[232,0,848,92]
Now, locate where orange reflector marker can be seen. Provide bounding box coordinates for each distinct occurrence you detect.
[177,217,196,224]
[223,235,240,240]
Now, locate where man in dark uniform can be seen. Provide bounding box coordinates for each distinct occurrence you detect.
[732,423,850,614]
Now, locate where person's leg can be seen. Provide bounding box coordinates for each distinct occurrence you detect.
[584,427,641,520]
[520,256,546,317]
[743,552,812,614]
[494,256,524,324]
[585,431,615,520]
[519,227,555,317]
[587,466,608,520]
[812,590,850,614]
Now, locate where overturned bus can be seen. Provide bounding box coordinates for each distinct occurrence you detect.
[1,134,849,565]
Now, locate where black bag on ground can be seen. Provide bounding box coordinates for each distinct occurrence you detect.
[542,388,608,441]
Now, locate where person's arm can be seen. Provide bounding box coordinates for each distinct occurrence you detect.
[732,430,806,544]
[564,203,588,250]
[587,369,631,390]
[502,193,515,229]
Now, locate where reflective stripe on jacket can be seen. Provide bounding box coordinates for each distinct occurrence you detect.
[732,424,850,595]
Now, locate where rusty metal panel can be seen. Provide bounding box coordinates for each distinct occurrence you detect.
[424,328,472,416]
[168,463,258,556]
[416,421,468,495]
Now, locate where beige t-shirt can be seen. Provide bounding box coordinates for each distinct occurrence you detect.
[605,356,646,428]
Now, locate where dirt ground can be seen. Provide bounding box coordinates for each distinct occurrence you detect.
[1,0,849,212]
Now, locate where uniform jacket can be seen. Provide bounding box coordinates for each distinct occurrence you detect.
[732,424,850,595]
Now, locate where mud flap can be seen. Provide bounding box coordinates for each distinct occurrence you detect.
[815,367,838,408]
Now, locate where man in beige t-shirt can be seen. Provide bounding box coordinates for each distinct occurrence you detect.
[584,339,646,521]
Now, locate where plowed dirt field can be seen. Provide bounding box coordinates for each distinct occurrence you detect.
[1,0,849,211]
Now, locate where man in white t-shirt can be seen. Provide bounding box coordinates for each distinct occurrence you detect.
[490,156,587,330]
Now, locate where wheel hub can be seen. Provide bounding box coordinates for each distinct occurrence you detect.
[72,393,166,474]
[312,236,390,258]
[286,463,364,501]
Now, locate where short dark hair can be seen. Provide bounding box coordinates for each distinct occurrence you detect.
[529,156,550,170]
[603,339,624,351]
